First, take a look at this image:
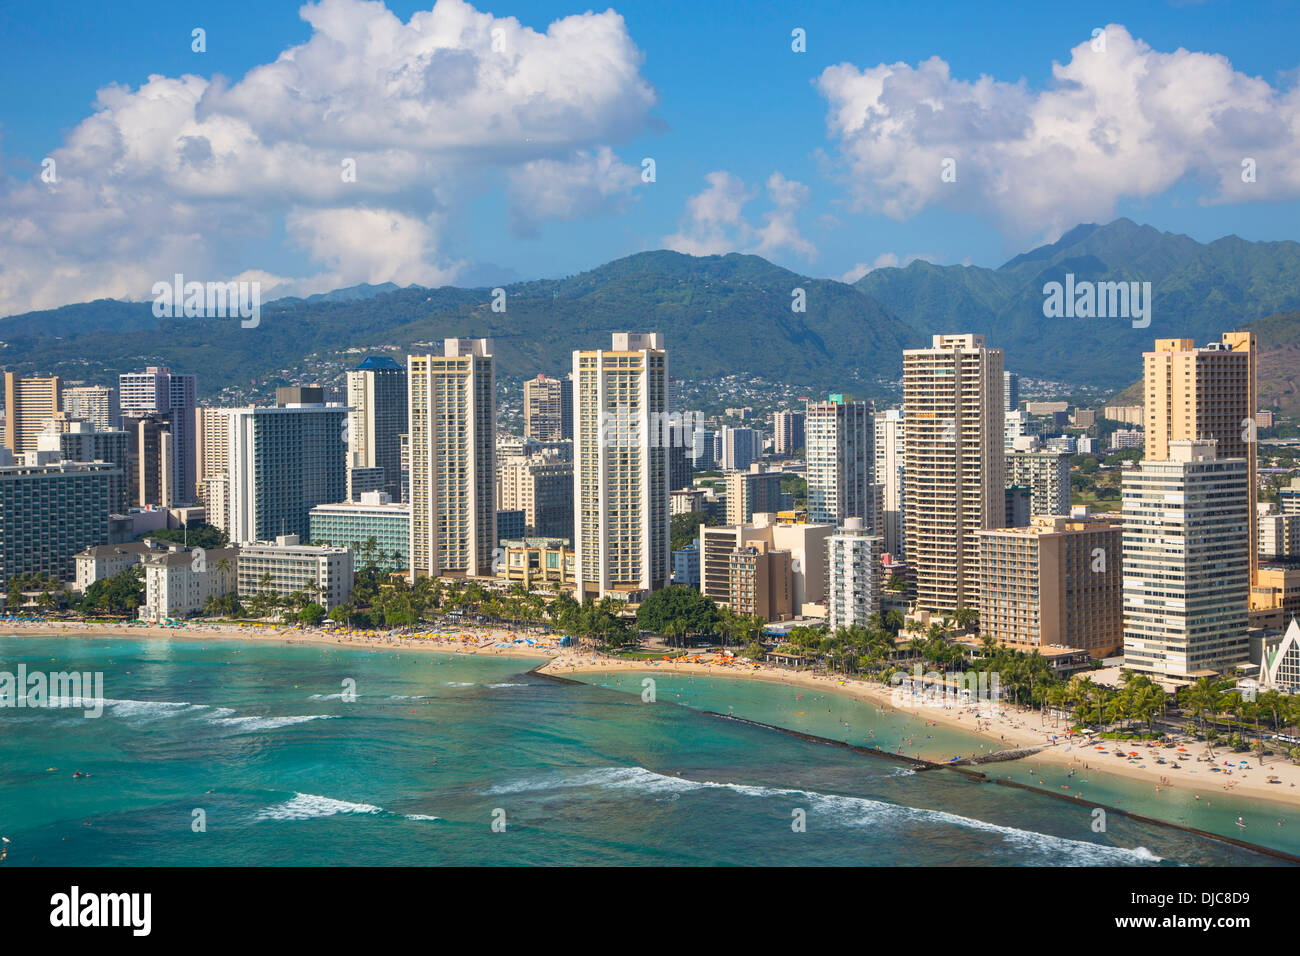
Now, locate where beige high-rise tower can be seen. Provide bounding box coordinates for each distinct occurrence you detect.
[1143,332,1257,582]
[903,334,1005,614]
[523,374,570,441]
[407,339,496,581]
[4,373,62,454]
[573,332,670,601]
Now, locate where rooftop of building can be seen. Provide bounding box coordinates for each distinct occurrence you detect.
[501,537,572,549]
[144,546,240,568]
[980,512,1122,537]
[354,356,403,371]
[310,494,409,514]
[76,541,173,559]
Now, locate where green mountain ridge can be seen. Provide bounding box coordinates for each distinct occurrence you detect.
[1,220,1297,402]
[857,218,1300,389]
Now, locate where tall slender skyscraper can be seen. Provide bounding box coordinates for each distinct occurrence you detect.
[1003,370,1019,413]
[119,366,197,503]
[806,396,877,530]
[1143,333,1257,583]
[4,373,62,454]
[347,356,407,502]
[773,409,806,458]
[903,334,1005,614]
[408,339,496,581]
[873,408,905,557]
[573,332,670,600]
[195,408,232,531]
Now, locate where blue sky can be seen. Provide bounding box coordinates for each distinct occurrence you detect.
[0,0,1297,314]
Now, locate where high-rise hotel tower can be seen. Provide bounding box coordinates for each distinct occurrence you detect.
[407,339,496,581]
[903,334,1005,614]
[572,332,670,601]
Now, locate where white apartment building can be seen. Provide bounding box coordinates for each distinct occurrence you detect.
[1007,449,1072,517]
[873,408,905,557]
[1258,510,1300,559]
[826,518,884,631]
[138,546,239,622]
[63,386,119,431]
[237,536,354,611]
[1122,440,1250,682]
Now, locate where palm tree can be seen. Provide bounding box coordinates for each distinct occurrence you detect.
[1183,676,1223,735]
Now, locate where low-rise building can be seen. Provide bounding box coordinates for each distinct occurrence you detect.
[728,542,792,622]
[494,537,575,588]
[237,535,354,611]
[699,513,833,614]
[309,492,410,572]
[138,546,239,622]
[672,544,699,587]
[74,540,171,592]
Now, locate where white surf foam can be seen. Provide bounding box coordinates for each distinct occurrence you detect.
[208,714,336,732]
[256,792,382,821]
[488,766,1162,864]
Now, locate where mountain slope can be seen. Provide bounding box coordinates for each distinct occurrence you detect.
[857,219,1300,389]
[0,252,919,396]
[2,222,1297,402]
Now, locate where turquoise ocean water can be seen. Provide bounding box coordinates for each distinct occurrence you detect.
[0,635,1294,866]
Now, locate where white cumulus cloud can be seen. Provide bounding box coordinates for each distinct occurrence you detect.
[815,23,1300,242]
[0,0,656,316]
[663,170,817,259]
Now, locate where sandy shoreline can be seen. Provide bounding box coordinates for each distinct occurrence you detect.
[1,619,559,659]
[538,654,1300,807]
[8,621,1300,808]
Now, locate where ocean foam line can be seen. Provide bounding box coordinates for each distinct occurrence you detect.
[13,696,338,736]
[254,791,441,824]
[256,792,383,821]
[207,714,336,732]
[487,766,1161,864]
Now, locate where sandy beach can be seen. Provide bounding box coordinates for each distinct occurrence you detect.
[1,617,560,659]
[538,652,1300,806]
